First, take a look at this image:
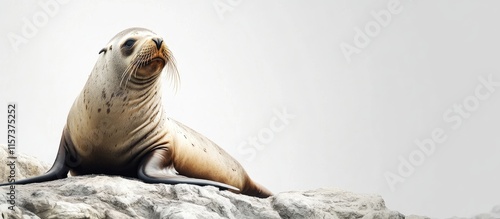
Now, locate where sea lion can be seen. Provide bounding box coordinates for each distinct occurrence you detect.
[1,27,272,198]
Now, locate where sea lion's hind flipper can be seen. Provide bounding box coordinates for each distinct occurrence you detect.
[137,149,239,191]
[0,132,71,186]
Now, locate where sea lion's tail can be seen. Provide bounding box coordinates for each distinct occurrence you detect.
[242,179,273,198]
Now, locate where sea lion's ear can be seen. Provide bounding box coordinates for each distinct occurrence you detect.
[99,48,107,54]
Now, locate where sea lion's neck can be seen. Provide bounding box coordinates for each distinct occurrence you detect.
[67,75,165,159]
[125,76,162,106]
[71,66,164,131]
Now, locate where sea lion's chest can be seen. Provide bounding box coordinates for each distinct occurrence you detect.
[67,87,167,170]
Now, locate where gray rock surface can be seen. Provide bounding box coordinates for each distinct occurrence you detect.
[0,176,408,219]
[0,145,420,218]
[0,145,50,182]
[447,205,500,219]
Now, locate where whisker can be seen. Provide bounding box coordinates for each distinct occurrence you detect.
[120,61,134,88]
[163,47,180,92]
[120,68,129,88]
[120,45,180,89]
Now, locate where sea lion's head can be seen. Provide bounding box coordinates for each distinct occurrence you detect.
[99,27,179,88]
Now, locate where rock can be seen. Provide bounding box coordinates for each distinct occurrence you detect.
[0,145,417,218]
[0,177,406,219]
[406,216,431,219]
[0,145,50,182]
[447,205,500,219]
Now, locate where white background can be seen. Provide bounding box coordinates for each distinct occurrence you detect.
[1,1,499,218]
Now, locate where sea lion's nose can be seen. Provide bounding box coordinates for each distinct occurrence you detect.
[152,37,163,49]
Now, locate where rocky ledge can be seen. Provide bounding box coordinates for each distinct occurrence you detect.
[0,145,425,218]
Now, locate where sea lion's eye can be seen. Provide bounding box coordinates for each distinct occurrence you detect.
[121,39,136,56]
[123,39,136,48]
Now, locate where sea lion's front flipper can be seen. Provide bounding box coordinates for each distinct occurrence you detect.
[0,131,71,186]
[137,148,240,191]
